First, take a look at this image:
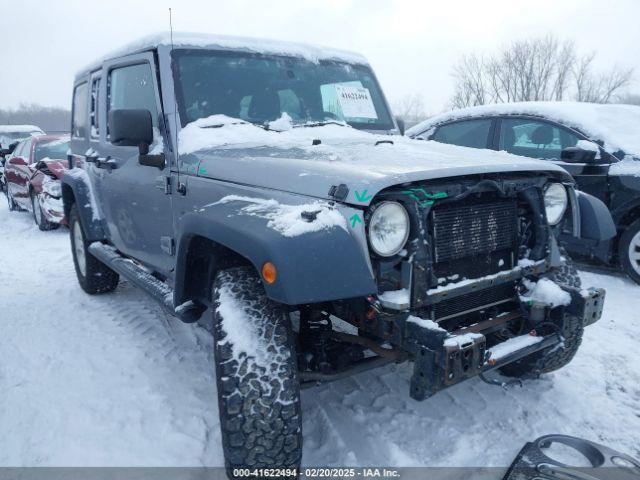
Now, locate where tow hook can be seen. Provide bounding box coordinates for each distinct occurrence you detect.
[479,372,524,390]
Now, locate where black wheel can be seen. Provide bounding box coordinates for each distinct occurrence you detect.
[619,219,640,285]
[69,204,119,294]
[31,190,58,231]
[211,266,302,477]
[501,254,584,377]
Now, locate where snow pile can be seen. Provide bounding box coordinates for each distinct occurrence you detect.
[406,315,446,332]
[407,102,640,157]
[178,114,373,154]
[520,278,571,307]
[488,334,543,362]
[82,31,368,74]
[268,112,294,132]
[609,158,640,177]
[0,124,43,133]
[444,332,484,348]
[378,289,410,307]
[211,195,347,237]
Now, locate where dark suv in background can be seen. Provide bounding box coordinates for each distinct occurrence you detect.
[407,102,640,283]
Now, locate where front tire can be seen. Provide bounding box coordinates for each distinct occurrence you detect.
[69,204,119,294]
[31,191,58,231]
[211,267,302,476]
[619,219,640,285]
[501,255,584,377]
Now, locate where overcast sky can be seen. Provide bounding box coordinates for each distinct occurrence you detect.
[1,0,639,114]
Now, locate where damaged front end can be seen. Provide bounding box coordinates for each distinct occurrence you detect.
[301,174,606,399]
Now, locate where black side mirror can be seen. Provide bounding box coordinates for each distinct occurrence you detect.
[395,117,406,136]
[561,146,598,163]
[109,109,153,153]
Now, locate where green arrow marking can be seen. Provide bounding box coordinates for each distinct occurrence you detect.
[350,213,362,228]
[354,189,373,202]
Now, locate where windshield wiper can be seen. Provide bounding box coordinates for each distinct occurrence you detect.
[293,120,349,129]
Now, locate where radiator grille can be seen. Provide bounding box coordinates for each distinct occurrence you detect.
[432,200,517,263]
[431,282,516,321]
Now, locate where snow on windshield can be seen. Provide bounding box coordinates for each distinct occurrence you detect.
[407,102,640,157]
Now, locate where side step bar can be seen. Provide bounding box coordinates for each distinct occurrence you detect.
[88,242,204,322]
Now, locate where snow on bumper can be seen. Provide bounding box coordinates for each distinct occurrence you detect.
[400,278,605,401]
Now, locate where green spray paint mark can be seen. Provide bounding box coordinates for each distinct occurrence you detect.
[354,189,373,202]
[401,188,448,207]
[198,167,207,175]
[350,213,362,228]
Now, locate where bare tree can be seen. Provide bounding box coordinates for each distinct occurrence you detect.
[0,103,70,133]
[393,93,428,126]
[450,35,634,108]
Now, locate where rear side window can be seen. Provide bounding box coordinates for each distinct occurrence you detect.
[90,77,101,138]
[108,63,158,133]
[432,119,492,149]
[72,82,88,138]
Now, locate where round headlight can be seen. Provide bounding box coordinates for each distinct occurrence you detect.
[368,201,410,257]
[544,183,568,225]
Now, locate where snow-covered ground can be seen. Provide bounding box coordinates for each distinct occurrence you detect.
[1,199,638,468]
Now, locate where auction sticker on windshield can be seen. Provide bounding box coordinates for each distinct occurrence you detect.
[335,85,377,119]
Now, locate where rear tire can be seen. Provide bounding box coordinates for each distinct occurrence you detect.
[211,266,302,477]
[31,191,58,231]
[500,255,584,377]
[69,204,119,294]
[619,219,640,285]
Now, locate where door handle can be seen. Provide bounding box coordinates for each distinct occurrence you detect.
[95,157,118,169]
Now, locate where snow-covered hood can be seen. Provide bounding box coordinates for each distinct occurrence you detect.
[407,102,640,158]
[185,116,571,205]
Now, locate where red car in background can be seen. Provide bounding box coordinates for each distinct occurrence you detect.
[4,134,70,230]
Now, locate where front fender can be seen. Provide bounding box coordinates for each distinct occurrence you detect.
[175,193,376,306]
[61,168,106,241]
[577,191,616,241]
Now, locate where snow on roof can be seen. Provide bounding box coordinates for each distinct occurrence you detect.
[79,31,368,75]
[406,102,640,157]
[0,125,43,133]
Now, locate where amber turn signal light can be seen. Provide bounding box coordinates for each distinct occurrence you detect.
[262,262,277,284]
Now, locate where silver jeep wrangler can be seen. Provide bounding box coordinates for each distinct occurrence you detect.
[63,33,610,476]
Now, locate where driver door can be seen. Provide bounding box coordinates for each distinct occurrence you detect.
[96,53,174,274]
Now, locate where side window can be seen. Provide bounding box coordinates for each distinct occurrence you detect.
[108,63,158,135]
[90,77,101,138]
[432,119,492,149]
[72,82,88,138]
[499,118,580,160]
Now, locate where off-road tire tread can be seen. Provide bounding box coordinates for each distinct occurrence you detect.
[501,251,584,377]
[212,267,302,477]
[69,204,119,294]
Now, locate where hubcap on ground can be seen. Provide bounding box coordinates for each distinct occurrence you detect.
[73,221,87,277]
[32,194,42,226]
[629,230,640,276]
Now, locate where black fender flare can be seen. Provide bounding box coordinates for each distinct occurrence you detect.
[61,169,106,241]
[576,191,616,241]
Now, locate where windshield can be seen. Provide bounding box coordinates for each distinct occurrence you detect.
[35,138,69,161]
[173,49,394,131]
